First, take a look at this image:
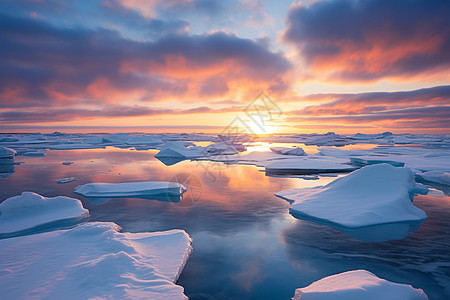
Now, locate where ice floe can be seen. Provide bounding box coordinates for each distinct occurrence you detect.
[74,181,187,198]
[350,156,405,167]
[270,146,306,156]
[155,141,242,165]
[266,158,357,175]
[22,149,47,156]
[415,171,450,186]
[292,270,428,300]
[0,222,192,299]
[0,147,16,178]
[57,177,76,184]
[0,192,89,238]
[276,164,428,228]
[0,146,16,158]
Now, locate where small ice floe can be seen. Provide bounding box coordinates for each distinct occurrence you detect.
[276,164,428,228]
[427,188,446,197]
[270,147,306,156]
[62,161,74,165]
[292,270,428,300]
[298,175,319,180]
[266,158,357,175]
[22,149,47,156]
[155,142,204,161]
[0,222,192,299]
[74,181,187,198]
[57,177,76,184]
[0,192,89,238]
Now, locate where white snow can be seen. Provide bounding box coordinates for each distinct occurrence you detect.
[266,158,357,174]
[74,181,187,198]
[292,270,428,300]
[0,192,89,237]
[0,222,192,300]
[276,164,428,228]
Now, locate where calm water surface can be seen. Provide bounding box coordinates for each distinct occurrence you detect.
[1,147,449,300]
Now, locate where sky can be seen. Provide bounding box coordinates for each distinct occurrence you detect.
[0,0,449,134]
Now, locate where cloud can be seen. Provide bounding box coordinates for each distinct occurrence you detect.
[0,105,243,124]
[287,105,450,130]
[284,86,450,131]
[295,85,450,115]
[0,12,292,109]
[283,0,450,82]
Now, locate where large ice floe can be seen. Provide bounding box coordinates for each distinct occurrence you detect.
[0,192,89,238]
[74,181,187,198]
[276,164,428,228]
[292,270,428,300]
[0,222,192,299]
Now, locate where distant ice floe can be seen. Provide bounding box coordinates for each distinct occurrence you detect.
[349,156,405,167]
[22,149,47,156]
[276,164,428,228]
[0,146,16,178]
[0,192,89,238]
[416,171,450,186]
[270,147,306,156]
[74,181,187,198]
[0,146,16,158]
[292,270,428,300]
[155,141,242,165]
[0,222,192,300]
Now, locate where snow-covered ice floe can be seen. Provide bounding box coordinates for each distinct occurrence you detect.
[74,181,187,198]
[292,269,428,300]
[270,147,306,156]
[0,192,89,238]
[155,141,240,165]
[276,164,428,228]
[0,222,192,300]
[415,171,450,186]
[266,157,357,175]
[349,156,405,167]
